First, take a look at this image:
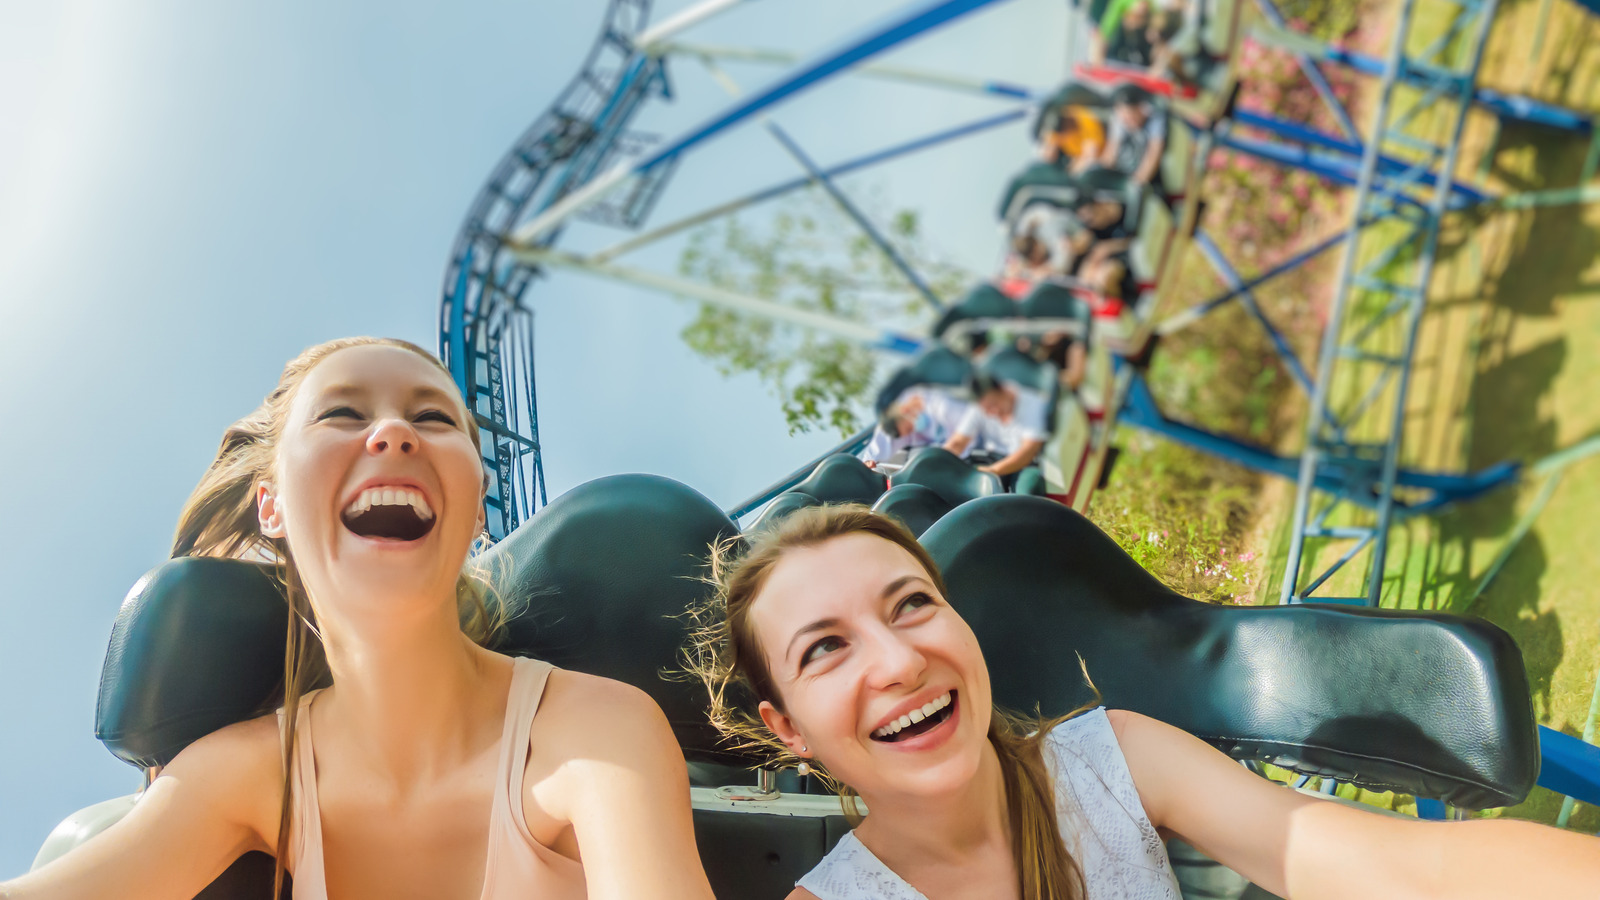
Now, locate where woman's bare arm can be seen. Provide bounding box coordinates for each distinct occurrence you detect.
[2,717,279,900]
[536,672,715,900]
[1109,709,1600,900]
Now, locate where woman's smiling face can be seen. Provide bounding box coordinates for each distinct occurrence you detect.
[257,344,484,629]
[750,532,993,801]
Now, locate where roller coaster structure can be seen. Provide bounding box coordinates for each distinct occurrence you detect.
[438,0,1596,617]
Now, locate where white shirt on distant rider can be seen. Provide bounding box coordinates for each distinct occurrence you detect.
[860,388,977,463]
[954,381,1050,455]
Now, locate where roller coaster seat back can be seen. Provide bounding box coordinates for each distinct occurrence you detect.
[746,490,823,534]
[922,496,1542,811]
[1019,282,1093,333]
[870,483,955,538]
[998,161,1082,224]
[94,474,743,772]
[1073,165,1143,234]
[931,282,1016,341]
[872,344,974,414]
[976,346,1062,432]
[891,447,1003,508]
[788,453,888,507]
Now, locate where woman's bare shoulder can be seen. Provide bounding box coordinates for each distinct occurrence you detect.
[537,668,675,752]
[162,711,286,843]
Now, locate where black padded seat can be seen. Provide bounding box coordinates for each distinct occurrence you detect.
[746,490,823,533]
[998,160,1082,224]
[931,282,1017,340]
[870,483,955,538]
[1076,165,1145,233]
[891,447,1003,507]
[96,474,745,770]
[487,474,743,760]
[978,346,1062,434]
[1019,283,1092,339]
[920,496,1541,810]
[980,345,1059,396]
[874,345,974,414]
[789,454,888,507]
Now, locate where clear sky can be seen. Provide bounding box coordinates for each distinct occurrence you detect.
[0,0,1071,874]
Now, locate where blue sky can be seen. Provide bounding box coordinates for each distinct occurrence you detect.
[0,0,1070,873]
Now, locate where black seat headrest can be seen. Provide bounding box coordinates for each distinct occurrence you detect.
[1019,283,1092,328]
[870,483,955,538]
[874,346,974,414]
[96,558,287,768]
[920,496,1540,810]
[891,447,1002,507]
[932,283,1017,340]
[746,491,823,533]
[999,161,1081,223]
[486,474,740,762]
[95,474,750,768]
[979,346,1059,396]
[789,454,887,506]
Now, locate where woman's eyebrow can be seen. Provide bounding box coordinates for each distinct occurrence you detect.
[408,385,457,407]
[879,574,927,599]
[786,617,843,665]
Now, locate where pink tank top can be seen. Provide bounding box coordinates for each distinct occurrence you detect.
[280,657,588,899]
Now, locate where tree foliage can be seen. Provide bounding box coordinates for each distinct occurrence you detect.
[677,187,972,436]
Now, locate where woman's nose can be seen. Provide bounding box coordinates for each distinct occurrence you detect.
[863,631,928,690]
[366,418,418,455]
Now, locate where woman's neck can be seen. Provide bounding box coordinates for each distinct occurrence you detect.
[316,598,512,789]
[852,740,1013,870]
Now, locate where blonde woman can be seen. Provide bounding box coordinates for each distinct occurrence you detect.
[690,504,1600,900]
[3,338,716,900]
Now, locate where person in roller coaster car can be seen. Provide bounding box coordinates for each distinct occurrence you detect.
[861,387,979,470]
[0,338,715,900]
[688,504,1600,900]
[1064,168,1137,307]
[1038,102,1107,176]
[942,374,1050,486]
[1101,84,1169,201]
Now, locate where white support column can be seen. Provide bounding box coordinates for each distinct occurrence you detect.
[636,0,753,53]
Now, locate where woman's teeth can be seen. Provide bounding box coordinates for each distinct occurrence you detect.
[344,486,434,521]
[872,692,952,739]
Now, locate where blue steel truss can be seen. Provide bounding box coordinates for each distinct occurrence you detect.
[1279,0,1503,605]
[439,0,660,540]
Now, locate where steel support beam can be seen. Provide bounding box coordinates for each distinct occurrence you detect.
[592,106,1027,263]
[517,246,926,354]
[1281,0,1501,605]
[512,0,1016,245]
[662,41,1036,99]
[697,56,947,311]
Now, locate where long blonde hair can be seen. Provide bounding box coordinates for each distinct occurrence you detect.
[687,504,1092,900]
[169,336,508,898]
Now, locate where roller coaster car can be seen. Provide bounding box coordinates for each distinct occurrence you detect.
[872,344,974,415]
[40,473,1545,900]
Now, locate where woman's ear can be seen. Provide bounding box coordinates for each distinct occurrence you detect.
[258,483,286,538]
[758,700,809,757]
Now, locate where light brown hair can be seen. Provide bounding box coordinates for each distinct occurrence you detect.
[169,336,506,898]
[687,504,1092,900]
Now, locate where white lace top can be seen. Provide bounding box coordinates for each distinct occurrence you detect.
[796,708,1180,900]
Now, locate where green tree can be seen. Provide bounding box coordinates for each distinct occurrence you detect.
[677,187,972,436]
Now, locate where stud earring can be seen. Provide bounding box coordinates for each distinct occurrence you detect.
[796,746,811,776]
